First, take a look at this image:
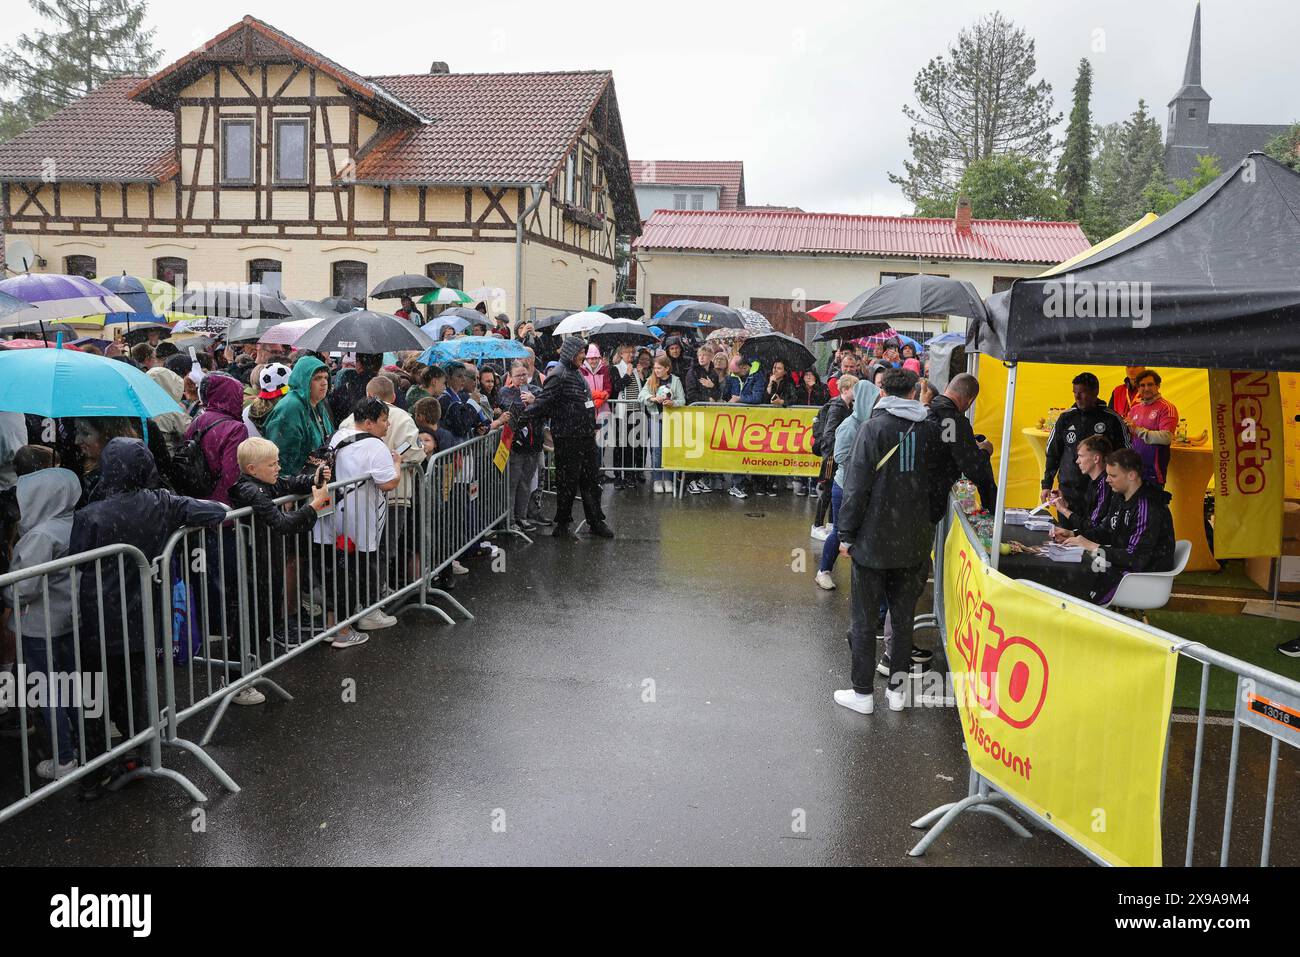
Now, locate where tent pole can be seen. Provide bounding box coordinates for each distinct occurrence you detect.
[989,361,1017,571]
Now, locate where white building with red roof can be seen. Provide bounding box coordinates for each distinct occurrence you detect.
[0,16,639,317]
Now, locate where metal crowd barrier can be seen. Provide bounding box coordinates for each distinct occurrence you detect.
[0,544,207,824]
[916,496,1300,867]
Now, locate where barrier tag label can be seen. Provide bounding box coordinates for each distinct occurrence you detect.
[469,480,480,502]
[1237,677,1300,750]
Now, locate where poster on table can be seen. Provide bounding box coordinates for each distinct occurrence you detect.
[1208,370,1284,558]
[661,405,820,476]
[943,516,1177,866]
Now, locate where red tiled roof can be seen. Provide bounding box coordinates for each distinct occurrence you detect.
[629,160,745,209]
[0,77,173,182]
[634,209,1091,264]
[356,71,611,186]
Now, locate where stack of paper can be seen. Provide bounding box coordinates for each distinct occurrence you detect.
[1044,543,1084,563]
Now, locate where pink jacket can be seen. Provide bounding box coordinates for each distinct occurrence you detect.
[579,361,613,419]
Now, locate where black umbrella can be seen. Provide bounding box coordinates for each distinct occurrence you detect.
[740,331,815,371]
[225,315,295,342]
[592,302,645,320]
[293,310,435,354]
[320,295,364,313]
[818,275,987,343]
[812,318,895,343]
[658,301,746,330]
[284,299,346,320]
[532,312,572,332]
[178,284,294,321]
[370,274,439,300]
[588,319,656,349]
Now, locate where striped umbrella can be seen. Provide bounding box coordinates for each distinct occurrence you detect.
[418,287,475,306]
[0,273,131,325]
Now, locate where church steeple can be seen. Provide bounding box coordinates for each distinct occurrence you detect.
[1167,2,1211,147]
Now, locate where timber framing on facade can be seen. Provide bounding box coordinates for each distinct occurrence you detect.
[0,16,639,277]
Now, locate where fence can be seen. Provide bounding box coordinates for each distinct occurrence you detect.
[912,496,1300,866]
[1,429,512,823]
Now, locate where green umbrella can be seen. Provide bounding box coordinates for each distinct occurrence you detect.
[418,287,474,306]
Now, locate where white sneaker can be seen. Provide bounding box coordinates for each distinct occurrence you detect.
[833,689,874,715]
[728,486,748,499]
[687,481,705,495]
[885,685,906,711]
[300,597,324,617]
[36,757,78,779]
[814,570,836,591]
[653,481,665,493]
[358,610,397,630]
[810,524,831,541]
[451,560,470,575]
[232,686,265,706]
[331,630,369,649]
[484,544,503,561]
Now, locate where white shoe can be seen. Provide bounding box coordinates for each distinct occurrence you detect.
[885,685,906,711]
[483,544,503,560]
[833,689,874,715]
[653,481,665,493]
[300,597,324,617]
[687,481,705,495]
[451,560,470,575]
[814,571,836,591]
[232,686,265,706]
[810,524,831,541]
[358,610,397,630]
[331,629,369,649]
[36,757,77,780]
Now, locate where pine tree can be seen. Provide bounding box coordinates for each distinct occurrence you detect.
[1088,100,1165,240]
[1264,122,1300,172]
[1056,59,1093,222]
[0,0,160,142]
[889,12,1061,211]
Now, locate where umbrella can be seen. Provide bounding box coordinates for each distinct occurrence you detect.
[813,318,894,343]
[0,338,80,349]
[171,315,231,335]
[657,301,746,330]
[178,284,294,321]
[469,285,508,304]
[258,316,328,347]
[740,331,815,372]
[806,301,847,323]
[532,311,575,332]
[293,310,435,354]
[418,287,475,306]
[169,333,217,353]
[587,302,645,320]
[0,291,35,323]
[553,312,608,336]
[859,329,923,353]
[652,299,694,319]
[426,315,472,340]
[320,295,363,313]
[225,315,293,343]
[417,336,529,365]
[820,275,987,341]
[737,307,773,335]
[96,275,178,314]
[430,306,488,325]
[0,347,182,421]
[923,331,966,349]
[0,273,131,325]
[705,327,750,345]
[588,319,656,349]
[370,274,440,300]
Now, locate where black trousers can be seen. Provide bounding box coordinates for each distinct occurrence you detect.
[553,434,604,526]
[847,561,927,693]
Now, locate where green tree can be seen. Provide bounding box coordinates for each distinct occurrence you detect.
[1056,58,1093,221]
[1264,122,1300,171]
[0,0,160,142]
[1087,100,1165,240]
[914,154,1063,221]
[890,12,1060,211]
[1141,154,1222,214]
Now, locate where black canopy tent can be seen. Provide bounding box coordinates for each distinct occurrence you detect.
[969,153,1300,569]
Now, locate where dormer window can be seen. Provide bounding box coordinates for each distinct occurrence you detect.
[220,118,255,185]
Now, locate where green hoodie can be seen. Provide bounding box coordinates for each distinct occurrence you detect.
[262,356,334,474]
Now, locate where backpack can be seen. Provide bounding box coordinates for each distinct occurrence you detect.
[305,430,384,478]
[810,403,832,458]
[168,420,223,498]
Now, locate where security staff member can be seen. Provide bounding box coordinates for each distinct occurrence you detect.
[506,337,614,540]
[1040,372,1129,517]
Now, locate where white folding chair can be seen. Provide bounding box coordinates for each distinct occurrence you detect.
[1104,540,1192,611]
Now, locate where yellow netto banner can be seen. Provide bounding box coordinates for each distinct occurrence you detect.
[1209,370,1285,558]
[943,517,1177,866]
[661,405,821,476]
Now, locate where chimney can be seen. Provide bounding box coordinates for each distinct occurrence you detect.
[429,61,450,75]
[954,194,972,234]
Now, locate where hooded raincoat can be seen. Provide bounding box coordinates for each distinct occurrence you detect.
[263,356,333,476]
[6,468,82,637]
[832,380,880,488]
[184,373,249,505]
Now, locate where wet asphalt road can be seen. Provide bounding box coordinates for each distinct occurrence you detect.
[0,483,1292,866]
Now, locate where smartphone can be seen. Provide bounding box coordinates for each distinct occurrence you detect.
[314,463,327,487]
[395,440,413,456]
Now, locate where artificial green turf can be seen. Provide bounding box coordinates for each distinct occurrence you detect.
[1175,559,1268,593]
[1146,609,1300,711]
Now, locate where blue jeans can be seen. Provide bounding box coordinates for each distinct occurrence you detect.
[650,418,669,482]
[21,631,79,764]
[819,483,844,572]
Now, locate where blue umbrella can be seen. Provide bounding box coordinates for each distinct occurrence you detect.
[652,299,694,320]
[98,274,164,318]
[0,348,182,421]
[426,315,471,340]
[418,336,529,365]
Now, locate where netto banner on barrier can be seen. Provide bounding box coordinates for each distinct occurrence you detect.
[943,517,1177,866]
[1209,370,1284,558]
[660,406,821,476]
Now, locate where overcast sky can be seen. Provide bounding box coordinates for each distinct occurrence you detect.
[9,0,1297,215]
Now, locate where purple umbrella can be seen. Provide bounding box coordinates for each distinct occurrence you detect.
[0,273,131,325]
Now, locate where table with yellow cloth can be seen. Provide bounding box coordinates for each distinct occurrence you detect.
[1021,427,1218,572]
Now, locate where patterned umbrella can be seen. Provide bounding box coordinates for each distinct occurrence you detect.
[0,273,131,325]
[418,287,475,306]
[737,308,773,334]
[0,338,80,349]
[705,327,750,344]
[258,317,328,347]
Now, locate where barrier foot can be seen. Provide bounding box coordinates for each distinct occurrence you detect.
[910,801,962,829]
[908,792,1031,857]
[502,527,534,544]
[111,764,207,804]
[198,693,235,747]
[165,736,240,794]
[407,601,456,625]
[426,588,475,621]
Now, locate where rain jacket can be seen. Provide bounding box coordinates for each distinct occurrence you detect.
[832,380,880,488]
[263,356,334,476]
[794,373,831,407]
[740,371,797,406]
[514,355,599,439]
[926,393,998,522]
[837,395,940,569]
[146,367,193,453]
[6,468,81,638]
[69,439,226,655]
[184,373,249,505]
[579,359,614,420]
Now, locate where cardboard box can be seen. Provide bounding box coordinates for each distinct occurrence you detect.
[1245,545,1300,593]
